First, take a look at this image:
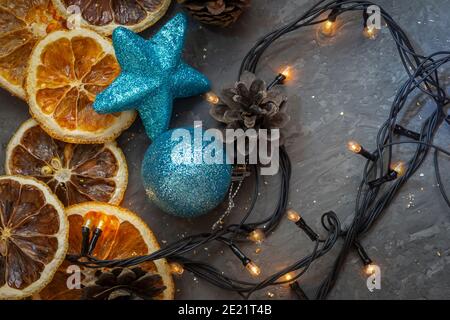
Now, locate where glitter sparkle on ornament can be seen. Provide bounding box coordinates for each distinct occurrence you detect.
[93,13,210,141]
[142,128,232,218]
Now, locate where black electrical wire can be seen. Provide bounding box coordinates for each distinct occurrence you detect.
[69,0,450,300]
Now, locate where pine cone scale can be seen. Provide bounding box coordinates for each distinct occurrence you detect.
[179,0,251,27]
[82,267,167,300]
[206,0,226,14]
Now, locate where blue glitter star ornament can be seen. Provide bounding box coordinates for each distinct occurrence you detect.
[93,13,211,141]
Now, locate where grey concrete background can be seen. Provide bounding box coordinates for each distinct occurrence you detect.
[1,0,449,299]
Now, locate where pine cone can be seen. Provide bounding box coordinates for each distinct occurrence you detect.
[210,71,290,144]
[178,0,251,27]
[82,267,166,300]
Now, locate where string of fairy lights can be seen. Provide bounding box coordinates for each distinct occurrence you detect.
[68,0,450,299]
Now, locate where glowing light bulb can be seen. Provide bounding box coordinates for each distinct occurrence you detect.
[83,211,99,229]
[280,66,292,81]
[96,214,109,230]
[281,272,295,283]
[363,26,378,39]
[286,209,301,223]
[321,20,336,37]
[347,140,362,154]
[364,264,377,275]
[170,262,184,276]
[390,161,406,177]
[324,20,334,30]
[206,92,219,104]
[245,261,261,277]
[248,229,265,243]
[86,212,109,255]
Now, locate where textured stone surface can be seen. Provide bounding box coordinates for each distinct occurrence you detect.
[0,0,449,299]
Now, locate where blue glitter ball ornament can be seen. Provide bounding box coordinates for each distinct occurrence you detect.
[142,128,232,218]
[93,13,210,141]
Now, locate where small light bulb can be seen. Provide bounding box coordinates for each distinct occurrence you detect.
[280,66,292,81]
[281,272,295,283]
[170,262,184,276]
[324,20,333,29]
[347,140,362,154]
[248,229,265,243]
[96,214,109,231]
[390,161,406,177]
[364,264,377,275]
[206,92,219,104]
[363,26,378,39]
[245,261,261,277]
[83,211,99,229]
[86,212,109,255]
[286,209,301,223]
[321,20,336,37]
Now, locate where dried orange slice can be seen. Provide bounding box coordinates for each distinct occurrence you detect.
[0,0,65,99]
[37,202,174,300]
[6,119,128,207]
[0,175,68,299]
[51,0,171,35]
[26,28,136,144]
